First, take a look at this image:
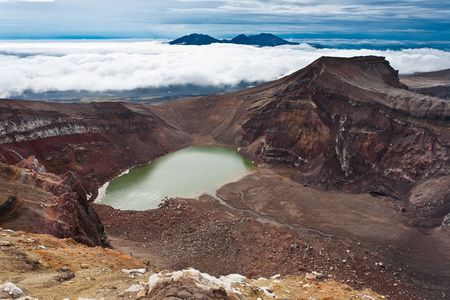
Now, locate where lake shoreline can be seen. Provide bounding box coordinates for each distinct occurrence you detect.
[99,146,256,210]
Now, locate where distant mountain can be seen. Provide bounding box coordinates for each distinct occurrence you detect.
[240,33,298,46]
[168,33,221,45]
[229,34,253,45]
[169,33,299,47]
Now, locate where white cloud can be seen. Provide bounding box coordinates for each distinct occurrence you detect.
[0,40,449,98]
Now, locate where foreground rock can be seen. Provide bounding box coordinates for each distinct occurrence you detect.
[0,282,23,298]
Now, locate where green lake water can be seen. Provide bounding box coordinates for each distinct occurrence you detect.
[100,146,255,210]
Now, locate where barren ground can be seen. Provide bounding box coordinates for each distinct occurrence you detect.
[1,229,388,300]
[94,171,450,300]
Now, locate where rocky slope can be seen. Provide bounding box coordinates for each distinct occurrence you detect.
[401,68,450,100]
[0,157,109,247]
[0,100,192,197]
[0,228,386,299]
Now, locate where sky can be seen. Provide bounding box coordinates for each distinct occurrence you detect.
[0,0,449,40]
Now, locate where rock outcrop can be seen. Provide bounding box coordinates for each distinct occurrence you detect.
[0,157,110,247]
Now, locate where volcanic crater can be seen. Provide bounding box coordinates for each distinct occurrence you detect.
[0,56,449,299]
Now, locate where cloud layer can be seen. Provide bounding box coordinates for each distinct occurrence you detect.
[1,40,449,98]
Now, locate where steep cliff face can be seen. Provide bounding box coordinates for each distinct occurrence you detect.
[0,157,110,247]
[235,57,449,204]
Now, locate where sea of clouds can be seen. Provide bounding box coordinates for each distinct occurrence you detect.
[1,40,449,99]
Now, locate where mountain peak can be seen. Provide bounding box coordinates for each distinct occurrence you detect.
[247,33,298,46]
[168,33,221,45]
[229,34,252,45]
[169,33,298,47]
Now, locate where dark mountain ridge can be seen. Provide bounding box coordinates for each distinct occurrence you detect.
[168,33,221,46]
[169,33,299,46]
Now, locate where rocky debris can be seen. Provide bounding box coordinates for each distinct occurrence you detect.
[54,268,76,282]
[0,229,386,299]
[0,240,13,246]
[124,283,145,293]
[443,213,450,227]
[305,271,323,281]
[94,193,437,300]
[16,155,46,173]
[122,268,147,277]
[0,282,23,298]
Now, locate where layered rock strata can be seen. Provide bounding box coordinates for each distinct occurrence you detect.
[401,68,450,100]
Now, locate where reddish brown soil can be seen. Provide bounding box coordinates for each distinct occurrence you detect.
[94,172,450,300]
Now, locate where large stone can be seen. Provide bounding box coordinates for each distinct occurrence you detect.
[0,282,23,298]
